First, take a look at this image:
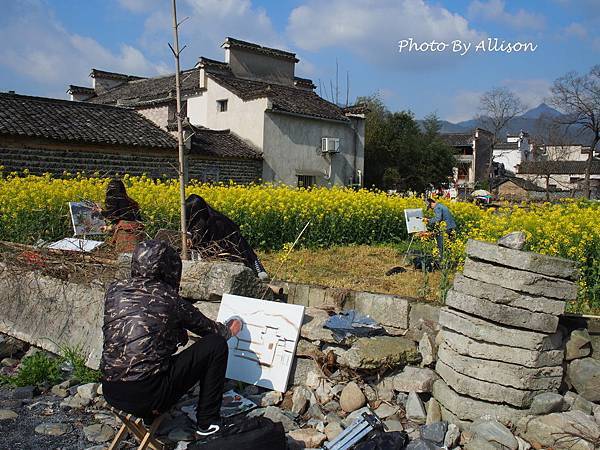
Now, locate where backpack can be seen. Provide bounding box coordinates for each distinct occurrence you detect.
[189,416,287,450]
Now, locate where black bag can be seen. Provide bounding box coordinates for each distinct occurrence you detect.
[189,416,287,450]
[354,431,410,450]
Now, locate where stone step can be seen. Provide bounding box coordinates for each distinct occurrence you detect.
[442,329,564,368]
[445,289,559,333]
[439,307,563,351]
[438,343,563,391]
[466,239,577,280]
[453,274,565,316]
[463,258,578,300]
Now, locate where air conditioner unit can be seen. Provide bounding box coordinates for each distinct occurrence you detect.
[321,137,340,153]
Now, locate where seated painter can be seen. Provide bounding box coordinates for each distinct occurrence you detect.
[185,194,269,281]
[99,178,144,252]
[100,239,242,437]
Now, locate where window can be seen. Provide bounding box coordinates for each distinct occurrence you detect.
[217,99,228,112]
[297,175,315,188]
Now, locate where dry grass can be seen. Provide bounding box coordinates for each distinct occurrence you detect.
[258,245,445,302]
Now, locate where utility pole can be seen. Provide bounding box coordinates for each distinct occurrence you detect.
[170,0,189,259]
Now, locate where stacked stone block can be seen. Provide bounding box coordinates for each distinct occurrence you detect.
[433,239,578,426]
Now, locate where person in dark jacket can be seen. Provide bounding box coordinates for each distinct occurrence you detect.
[426,198,457,260]
[101,239,241,437]
[100,178,144,252]
[185,194,269,280]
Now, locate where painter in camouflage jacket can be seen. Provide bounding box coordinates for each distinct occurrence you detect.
[101,239,231,382]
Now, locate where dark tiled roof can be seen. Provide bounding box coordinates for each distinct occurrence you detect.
[518,160,600,175]
[207,72,348,122]
[441,133,473,147]
[492,176,546,192]
[222,37,298,62]
[294,77,316,90]
[342,103,370,115]
[90,69,143,81]
[0,92,176,149]
[190,128,262,160]
[89,69,201,106]
[67,85,95,96]
[494,142,519,150]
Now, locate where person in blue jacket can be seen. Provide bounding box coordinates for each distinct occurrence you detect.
[426,198,457,260]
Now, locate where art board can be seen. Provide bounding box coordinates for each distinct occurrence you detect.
[404,208,427,234]
[68,201,105,236]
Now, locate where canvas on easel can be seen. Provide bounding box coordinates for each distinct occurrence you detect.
[404,208,426,234]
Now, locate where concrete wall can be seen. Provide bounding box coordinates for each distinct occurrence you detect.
[262,112,364,186]
[226,47,295,86]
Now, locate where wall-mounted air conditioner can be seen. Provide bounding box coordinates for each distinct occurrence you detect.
[321,137,340,153]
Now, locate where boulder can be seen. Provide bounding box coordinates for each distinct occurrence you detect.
[339,336,419,370]
[529,393,565,415]
[567,357,600,402]
[425,398,442,424]
[565,329,592,361]
[35,422,72,436]
[77,383,100,401]
[518,410,599,450]
[83,424,115,443]
[353,291,410,330]
[339,382,366,413]
[0,334,27,358]
[374,403,399,419]
[497,231,526,250]
[300,308,339,344]
[263,406,297,432]
[289,358,322,387]
[393,366,439,393]
[291,386,311,415]
[419,421,447,446]
[288,428,327,448]
[471,418,518,450]
[444,423,460,448]
[324,422,344,441]
[405,392,427,424]
[0,409,18,420]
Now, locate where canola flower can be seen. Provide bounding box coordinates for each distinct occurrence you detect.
[0,174,598,307]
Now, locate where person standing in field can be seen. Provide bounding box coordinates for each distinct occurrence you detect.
[100,178,144,252]
[425,197,457,260]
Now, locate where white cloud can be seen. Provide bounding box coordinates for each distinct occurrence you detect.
[0,0,163,96]
[286,0,484,69]
[447,90,482,122]
[564,22,588,39]
[468,0,546,30]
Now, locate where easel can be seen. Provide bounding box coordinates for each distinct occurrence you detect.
[402,232,417,265]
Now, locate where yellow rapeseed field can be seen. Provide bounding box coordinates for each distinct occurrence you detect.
[1,174,598,306]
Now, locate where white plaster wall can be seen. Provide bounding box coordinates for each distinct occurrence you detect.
[186,78,267,150]
[493,149,521,173]
[544,145,588,161]
[137,105,170,129]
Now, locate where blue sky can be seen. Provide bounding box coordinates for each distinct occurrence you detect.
[1,0,598,121]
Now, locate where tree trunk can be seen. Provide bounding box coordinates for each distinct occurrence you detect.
[545,175,550,202]
[585,133,599,200]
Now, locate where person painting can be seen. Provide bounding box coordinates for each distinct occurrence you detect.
[425,197,457,260]
[100,178,144,252]
[101,240,242,437]
[185,194,269,280]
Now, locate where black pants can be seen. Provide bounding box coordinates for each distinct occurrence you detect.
[102,334,228,428]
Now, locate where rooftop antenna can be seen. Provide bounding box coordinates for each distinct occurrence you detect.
[346,70,349,107]
[169,0,190,259]
[335,58,339,105]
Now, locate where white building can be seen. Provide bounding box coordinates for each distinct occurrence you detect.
[492,131,533,174]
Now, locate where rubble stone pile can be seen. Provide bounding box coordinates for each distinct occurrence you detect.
[433,239,578,426]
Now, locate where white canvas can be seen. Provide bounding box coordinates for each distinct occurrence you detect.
[404,208,426,234]
[216,294,305,392]
[47,238,104,252]
[69,201,106,236]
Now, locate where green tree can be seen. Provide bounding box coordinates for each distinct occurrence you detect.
[356,93,391,187]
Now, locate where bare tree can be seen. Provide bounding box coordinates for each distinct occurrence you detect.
[548,65,600,199]
[478,87,527,178]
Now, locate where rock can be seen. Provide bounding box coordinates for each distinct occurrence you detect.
[566,329,592,361]
[436,360,543,408]
[498,231,526,250]
[51,385,69,398]
[406,392,427,424]
[530,393,564,415]
[517,410,599,450]
[263,406,297,432]
[77,383,100,401]
[353,291,410,330]
[444,423,460,448]
[260,390,282,407]
[439,308,563,351]
[339,336,419,370]
[376,378,395,402]
[463,257,577,300]
[445,289,559,333]
[243,385,260,396]
[12,385,36,399]
[343,406,372,427]
[168,428,196,441]
[425,398,442,424]
[419,333,437,367]
[452,274,565,316]
[246,407,266,418]
[572,394,594,415]
[325,412,342,425]
[0,409,18,420]
[515,436,531,450]
[35,422,72,436]
[437,343,563,391]
[374,403,399,419]
[396,392,408,407]
[0,334,27,358]
[307,404,325,421]
[289,358,322,387]
[567,357,600,402]
[324,422,344,440]
[60,393,91,409]
[339,382,366,413]
[384,419,404,432]
[83,423,115,443]
[291,386,311,415]
[322,401,340,413]
[443,329,564,368]
[471,418,518,450]
[420,421,447,446]
[315,382,333,404]
[464,437,499,450]
[466,239,577,280]
[300,308,338,343]
[1,357,18,367]
[288,428,327,448]
[306,418,325,433]
[406,438,438,450]
[393,366,439,393]
[408,303,440,341]
[362,384,377,403]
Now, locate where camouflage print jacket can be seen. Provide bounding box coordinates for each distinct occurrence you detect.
[100,240,231,382]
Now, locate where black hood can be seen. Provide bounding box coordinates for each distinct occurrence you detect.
[131,240,182,289]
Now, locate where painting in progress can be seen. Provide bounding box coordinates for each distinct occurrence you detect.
[216,294,305,392]
[69,201,105,236]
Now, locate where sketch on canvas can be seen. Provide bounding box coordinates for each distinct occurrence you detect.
[47,237,104,252]
[216,294,305,392]
[404,208,426,234]
[68,201,105,236]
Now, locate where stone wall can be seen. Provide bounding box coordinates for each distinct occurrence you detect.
[1,146,262,184]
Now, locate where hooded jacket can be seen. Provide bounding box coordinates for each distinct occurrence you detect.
[100,240,230,382]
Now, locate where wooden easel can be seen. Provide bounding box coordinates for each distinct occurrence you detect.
[105,404,166,450]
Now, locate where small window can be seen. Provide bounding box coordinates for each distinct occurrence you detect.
[297,175,315,188]
[217,99,228,112]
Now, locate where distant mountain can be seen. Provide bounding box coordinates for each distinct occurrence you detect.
[520,103,562,119]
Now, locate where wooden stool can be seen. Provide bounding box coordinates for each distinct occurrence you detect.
[105,403,166,450]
